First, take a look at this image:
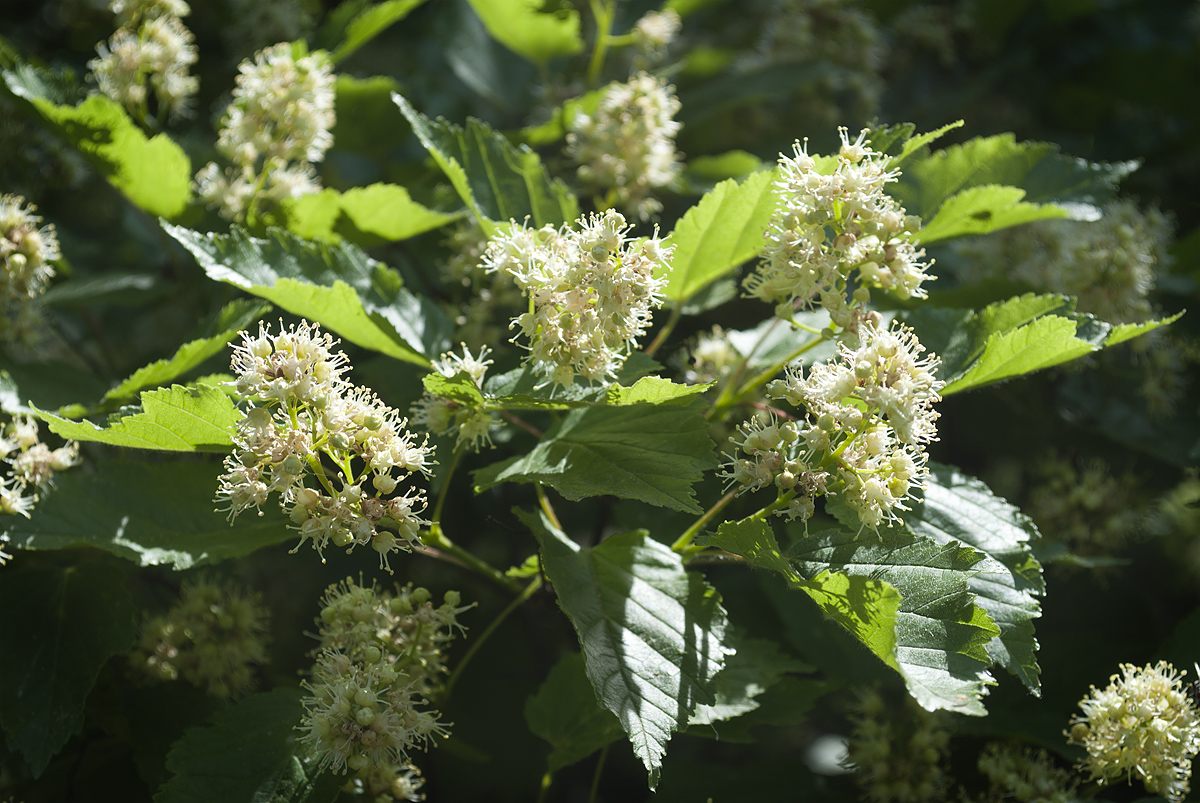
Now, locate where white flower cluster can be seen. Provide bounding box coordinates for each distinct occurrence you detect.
[1067,661,1200,803]
[216,321,434,571]
[195,43,335,222]
[88,0,198,125]
[567,73,682,220]
[977,743,1077,803]
[483,209,672,387]
[299,578,467,780]
[631,9,682,67]
[411,344,500,452]
[953,199,1173,324]
[747,128,932,327]
[0,194,59,343]
[723,318,943,530]
[844,688,951,803]
[0,415,78,520]
[130,577,270,698]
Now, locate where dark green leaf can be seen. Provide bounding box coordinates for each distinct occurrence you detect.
[688,631,811,728]
[157,687,340,803]
[526,511,732,788]
[6,459,295,569]
[524,652,624,773]
[0,557,137,775]
[462,0,583,63]
[394,93,579,230]
[330,0,429,63]
[474,403,717,513]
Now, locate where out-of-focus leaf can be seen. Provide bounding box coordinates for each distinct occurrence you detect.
[524,652,623,773]
[518,88,606,146]
[688,631,811,728]
[526,511,732,788]
[6,460,295,569]
[394,93,579,230]
[463,0,583,64]
[686,151,767,181]
[35,385,237,452]
[0,557,136,776]
[329,0,429,63]
[283,183,460,243]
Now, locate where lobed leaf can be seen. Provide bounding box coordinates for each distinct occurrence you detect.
[525,511,732,788]
[282,183,460,243]
[524,652,624,773]
[394,93,579,230]
[661,170,779,304]
[473,403,717,513]
[0,557,137,776]
[462,0,583,64]
[6,459,296,569]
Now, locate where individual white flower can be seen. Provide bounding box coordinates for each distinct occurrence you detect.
[746,128,932,325]
[1067,661,1200,802]
[567,72,682,220]
[483,209,672,386]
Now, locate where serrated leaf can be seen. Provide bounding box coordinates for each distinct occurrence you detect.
[893,133,1135,222]
[525,511,732,788]
[283,182,460,243]
[688,632,811,728]
[916,184,1074,245]
[103,302,267,402]
[157,688,340,803]
[394,93,579,230]
[2,74,190,218]
[164,224,449,366]
[1106,311,1185,348]
[605,377,714,405]
[330,0,428,63]
[902,464,1044,695]
[474,403,717,513]
[421,371,485,406]
[662,170,778,303]
[943,315,1097,394]
[6,459,295,569]
[524,652,624,773]
[463,0,583,63]
[35,384,238,452]
[0,557,137,776]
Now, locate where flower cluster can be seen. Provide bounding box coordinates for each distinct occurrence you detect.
[1067,661,1200,802]
[977,743,1077,803]
[483,209,672,387]
[953,199,1173,325]
[299,578,468,781]
[567,73,682,220]
[440,220,524,351]
[88,0,198,125]
[631,9,682,69]
[216,321,434,571]
[723,318,943,530]
[1028,453,1145,553]
[0,415,78,521]
[844,688,951,803]
[411,344,500,452]
[0,194,60,344]
[746,128,932,326]
[130,577,270,698]
[194,43,335,222]
[679,325,744,385]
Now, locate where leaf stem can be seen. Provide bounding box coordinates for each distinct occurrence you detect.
[588,745,609,803]
[586,0,615,89]
[422,522,520,592]
[709,333,824,420]
[644,303,683,358]
[440,575,542,702]
[672,488,737,553]
[536,484,563,531]
[536,771,553,803]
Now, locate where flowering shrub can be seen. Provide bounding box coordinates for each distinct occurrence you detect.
[1,1,1199,802]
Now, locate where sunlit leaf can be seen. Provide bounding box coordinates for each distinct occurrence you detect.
[462,0,583,64]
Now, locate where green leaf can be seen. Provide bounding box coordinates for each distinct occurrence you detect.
[330,75,408,159]
[421,371,485,406]
[103,301,267,402]
[283,182,460,243]
[35,384,237,452]
[164,224,449,366]
[605,377,714,405]
[474,403,717,513]
[6,459,296,569]
[157,688,340,803]
[525,511,732,788]
[903,464,1044,695]
[0,557,137,776]
[518,88,605,147]
[394,93,579,230]
[688,632,811,729]
[524,652,624,773]
[1105,311,1185,348]
[915,184,1074,245]
[330,0,429,63]
[2,75,190,218]
[892,133,1136,222]
[943,315,1097,394]
[686,150,767,182]
[463,0,584,64]
[662,170,778,303]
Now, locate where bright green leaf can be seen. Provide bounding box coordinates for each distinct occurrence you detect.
[283,183,460,243]
[2,76,190,218]
[915,184,1074,245]
[394,93,579,230]
[662,170,778,303]
[0,557,137,776]
[157,687,340,803]
[525,511,732,788]
[1106,311,1185,348]
[686,150,767,181]
[331,0,429,63]
[463,0,583,64]
[474,403,717,513]
[421,371,485,406]
[524,652,624,773]
[944,315,1096,394]
[518,88,605,147]
[6,459,295,569]
[605,376,714,405]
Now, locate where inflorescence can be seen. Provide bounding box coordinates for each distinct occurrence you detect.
[410,344,500,452]
[216,320,434,571]
[0,193,60,345]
